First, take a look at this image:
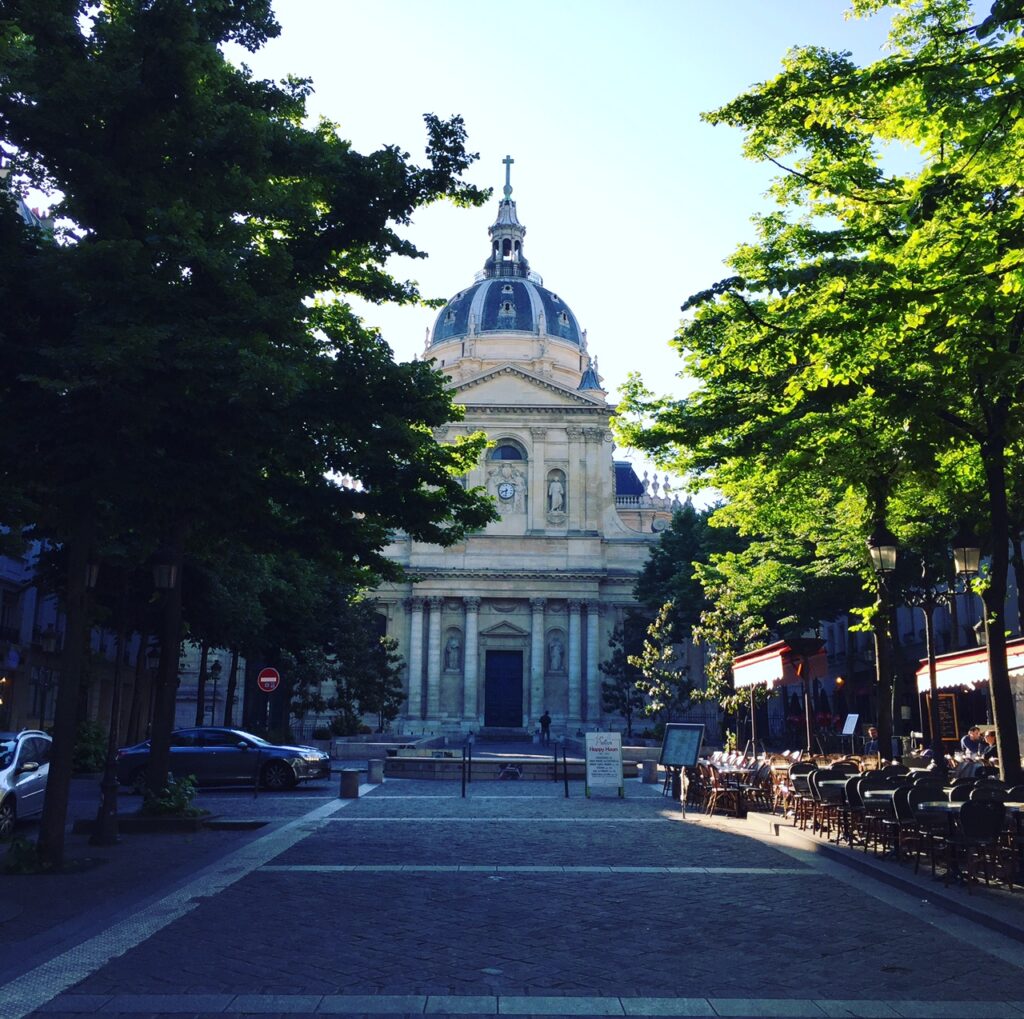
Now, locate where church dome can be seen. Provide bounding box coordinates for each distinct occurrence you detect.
[429,157,582,348]
[430,277,582,347]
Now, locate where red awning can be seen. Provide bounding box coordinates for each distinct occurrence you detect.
[915,636,1024,693]
[732,638,829,690]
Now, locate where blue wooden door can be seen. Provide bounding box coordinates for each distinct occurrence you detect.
[484,651,523,727]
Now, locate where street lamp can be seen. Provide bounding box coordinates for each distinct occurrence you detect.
[209,660,222,726]
[866,524,898,576]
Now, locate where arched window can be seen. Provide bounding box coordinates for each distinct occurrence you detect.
[490,442,525,461]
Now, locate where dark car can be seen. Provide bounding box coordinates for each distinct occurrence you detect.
[116,726,331,791]
[0,730,52,839]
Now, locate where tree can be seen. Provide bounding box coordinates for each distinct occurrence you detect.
[618,0,1024,782]
[599,619,648,738]
[0,0,495,867]
[628,603,694,730]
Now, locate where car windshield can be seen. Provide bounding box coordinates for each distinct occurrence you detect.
[0,740,16,769]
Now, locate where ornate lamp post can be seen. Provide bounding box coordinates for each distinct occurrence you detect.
[892,525,981,779]
[866,524,898,762]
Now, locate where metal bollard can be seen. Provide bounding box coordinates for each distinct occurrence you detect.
[339,769,360,799]
[367,759,384,784]
[642,759,659,785]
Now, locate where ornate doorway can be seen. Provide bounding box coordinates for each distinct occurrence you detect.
[484,650,523,727]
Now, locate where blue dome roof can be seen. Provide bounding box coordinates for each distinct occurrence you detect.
[430,277,582,347]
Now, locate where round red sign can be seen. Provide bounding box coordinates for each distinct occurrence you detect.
[256,667,280,693]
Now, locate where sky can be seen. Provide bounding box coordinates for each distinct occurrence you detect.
[245,3,904,470]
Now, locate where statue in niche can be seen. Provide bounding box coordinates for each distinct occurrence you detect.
[548,475,565,513]
[444,632,462,671]
[548,633,564,672]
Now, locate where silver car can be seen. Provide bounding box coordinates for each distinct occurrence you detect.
[0,730,51,839]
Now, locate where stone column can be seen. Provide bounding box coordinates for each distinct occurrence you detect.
[463,597,481,722]
[566,426,583,531]
[530,427,547,531]
[404,597,424,721]
[426,596,443,720]
[586,601,601,722]
[567,599,582,725]
[530,598,546,722]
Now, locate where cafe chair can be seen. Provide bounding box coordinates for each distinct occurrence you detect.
[943,800,1015,893]
[788,762,817,829]
[910,783,949,877]
[969,783,1007,803]
[705,764,742,817]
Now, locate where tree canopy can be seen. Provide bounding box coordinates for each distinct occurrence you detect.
[617,0,1024,780]
[0,0,497,865]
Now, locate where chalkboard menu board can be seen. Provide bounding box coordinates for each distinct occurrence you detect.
[937,692,959,741]
[659,723,705,768]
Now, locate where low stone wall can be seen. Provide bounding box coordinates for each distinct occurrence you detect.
[383,755,640,781]
[331,737,436,760]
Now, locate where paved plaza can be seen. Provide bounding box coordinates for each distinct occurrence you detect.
[3,765,1024,1019]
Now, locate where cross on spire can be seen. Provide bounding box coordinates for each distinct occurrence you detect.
[502,154,514,199]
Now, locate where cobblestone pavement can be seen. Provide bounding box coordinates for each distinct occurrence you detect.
[3,769,1024,1019]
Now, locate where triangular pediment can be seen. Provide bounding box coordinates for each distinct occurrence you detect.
[479,621,530,637]
[451,364,607,409]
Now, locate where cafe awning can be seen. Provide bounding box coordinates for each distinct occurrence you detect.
[915,636,1024,693]
[732,638,829,690]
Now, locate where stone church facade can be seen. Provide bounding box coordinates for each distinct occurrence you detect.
[377,165,675,736]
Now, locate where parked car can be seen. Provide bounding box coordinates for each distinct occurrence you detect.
[0,730,52,839]
[116,727,331,791]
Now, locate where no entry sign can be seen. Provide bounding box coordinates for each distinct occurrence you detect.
[257,667,280,693]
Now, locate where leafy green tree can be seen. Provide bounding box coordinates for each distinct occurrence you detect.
[356,635,406,735]
[628,603,694,729]
[619,0,1024,782]
[0,0,495,868]
[599,619,649,738]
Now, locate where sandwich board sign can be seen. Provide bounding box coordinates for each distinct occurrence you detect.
[585,731,624,798]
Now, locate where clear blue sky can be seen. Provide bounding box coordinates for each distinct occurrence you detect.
[236,2,898,410]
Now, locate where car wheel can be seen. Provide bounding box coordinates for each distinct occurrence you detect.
[261,760,296,791]
[128,768,147,795]
[0,798,15,841]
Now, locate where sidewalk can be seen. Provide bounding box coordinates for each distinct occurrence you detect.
[4,771,1024,1019]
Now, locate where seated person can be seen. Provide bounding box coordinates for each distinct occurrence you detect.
[982,729,999,759]
[960,726,984,755]
[864,726,880,755]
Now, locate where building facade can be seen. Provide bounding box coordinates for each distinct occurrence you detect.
[377,168,675,737]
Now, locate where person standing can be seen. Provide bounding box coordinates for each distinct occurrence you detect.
[539,710,551,746]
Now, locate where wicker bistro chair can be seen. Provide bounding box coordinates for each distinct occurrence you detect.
[857,773,902,855]
[788,762,818,829]
[969,782,1008,802]
[705,764,743,817]
[808,768,845,839]
[910,783,951,877]
[943,800,1015,893]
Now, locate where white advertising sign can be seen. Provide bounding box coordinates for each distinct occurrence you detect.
[585,731,624,798]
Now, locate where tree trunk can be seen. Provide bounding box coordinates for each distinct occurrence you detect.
[981,436,1022,785]
[146,534,186,794]
[36,516,93,870]
[223,648,239,727]
[194,641,209,726]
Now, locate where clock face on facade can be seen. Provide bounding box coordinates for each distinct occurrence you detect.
[497,482,516,500]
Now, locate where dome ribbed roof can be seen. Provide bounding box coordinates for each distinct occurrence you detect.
[429,157,582,348]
